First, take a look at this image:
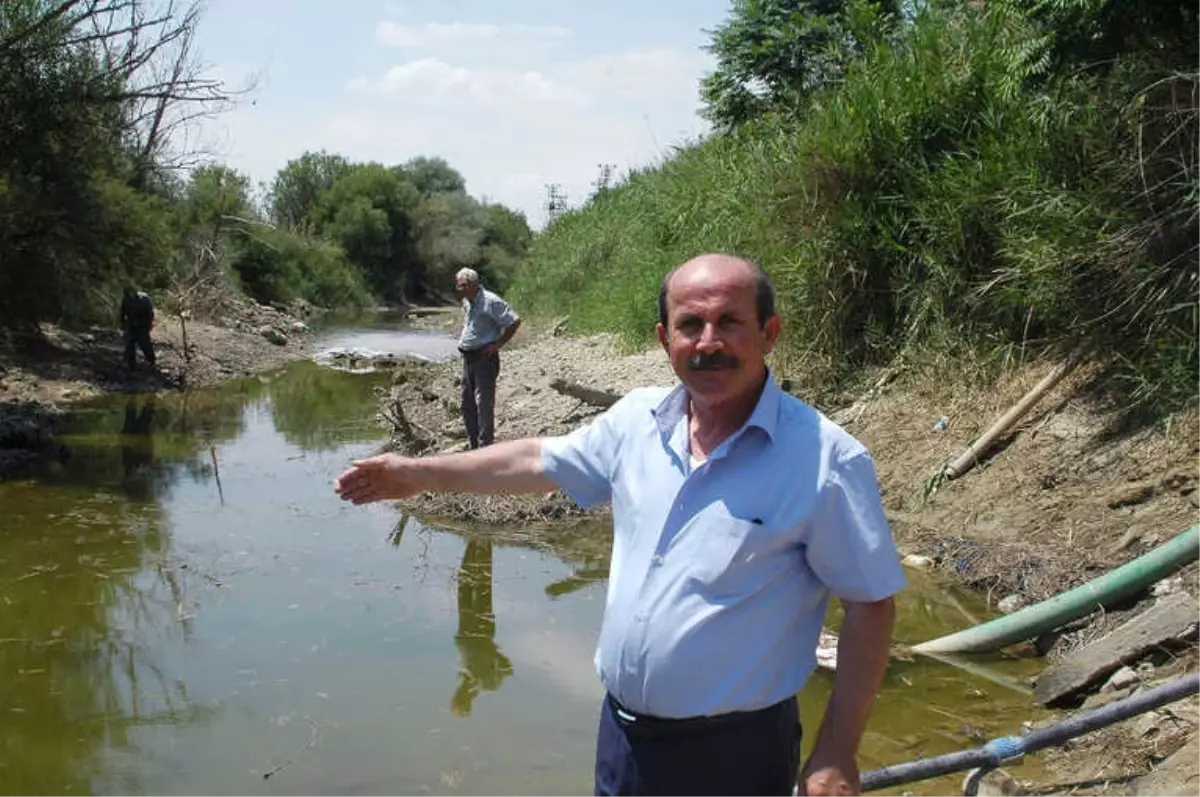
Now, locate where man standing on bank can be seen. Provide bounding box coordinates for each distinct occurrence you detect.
[337,254,904,796]
[454,268,522,449]
[120,286,156,371]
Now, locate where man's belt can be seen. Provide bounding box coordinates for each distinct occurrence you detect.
[458,345,495,359]
[606,693,791,738]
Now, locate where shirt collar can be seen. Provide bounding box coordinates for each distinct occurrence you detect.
[651,367,782,445]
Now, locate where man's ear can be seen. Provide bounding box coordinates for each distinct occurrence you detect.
[763,314,781,352]
[656,323,669,352]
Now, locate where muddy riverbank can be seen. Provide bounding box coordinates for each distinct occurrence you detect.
[376,322,1199,796]
[0,297,331,475]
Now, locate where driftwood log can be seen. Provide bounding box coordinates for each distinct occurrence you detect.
[1034,593,1198,706]
[549,378,622,408]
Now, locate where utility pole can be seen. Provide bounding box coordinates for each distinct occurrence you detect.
[591,163,616,198]
[545,183,568,224]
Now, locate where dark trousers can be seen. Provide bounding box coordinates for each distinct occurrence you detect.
[460,348,500,449]
[594,694,801,796]
[123,325,155,369]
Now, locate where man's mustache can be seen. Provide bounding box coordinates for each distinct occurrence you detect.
[687,353,739,371]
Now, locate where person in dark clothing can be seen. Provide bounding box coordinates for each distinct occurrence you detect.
[120,288,156,370]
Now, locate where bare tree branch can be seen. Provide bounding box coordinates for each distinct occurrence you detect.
[62,13,172,50]
[2,0,241,185]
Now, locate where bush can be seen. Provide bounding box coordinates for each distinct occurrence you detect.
[229,225,372,309]
[512,4,1197,410]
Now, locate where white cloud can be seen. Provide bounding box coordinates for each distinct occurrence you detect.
[350,46,708,114]
[197,26,714,230]
[353,58,588,109]
[505,628,604,704]
[334,45,712,226]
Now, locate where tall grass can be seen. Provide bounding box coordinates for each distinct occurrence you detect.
[512,5,1197,410]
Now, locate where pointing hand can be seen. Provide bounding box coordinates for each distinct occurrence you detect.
[334,454,421,504]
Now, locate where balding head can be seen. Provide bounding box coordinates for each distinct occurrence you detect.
[657,254,775,329]
[654,253,781,413]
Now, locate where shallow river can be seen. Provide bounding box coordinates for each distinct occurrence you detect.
[0,318,1050,795]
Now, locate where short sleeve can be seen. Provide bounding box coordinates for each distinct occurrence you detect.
[540,395,636,509]
[488,294,520,327]
[804,451,906,602]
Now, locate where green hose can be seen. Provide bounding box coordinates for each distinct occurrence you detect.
[913,525,1199,655]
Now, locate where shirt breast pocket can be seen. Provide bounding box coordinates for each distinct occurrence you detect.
[685,508,791,598]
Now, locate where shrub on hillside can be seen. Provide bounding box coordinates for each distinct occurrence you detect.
[513,4,1197,410]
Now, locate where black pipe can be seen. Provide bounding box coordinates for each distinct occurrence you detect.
[861,674,1200,793]
[1020,674,1198,753]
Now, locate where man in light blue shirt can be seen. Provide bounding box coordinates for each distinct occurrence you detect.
[337,254,905,796]
[454,268,521,448]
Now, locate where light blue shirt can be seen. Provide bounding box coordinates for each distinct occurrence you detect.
[458,288,519,351]
[541,372,906,719]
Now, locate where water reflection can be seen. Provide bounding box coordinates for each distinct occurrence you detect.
[0,485,218,794]
[120,395,157,499]
[0,368,376,794]
[544,563,609,600]
[41,385,265,500]
[39,363,390,504]
[313,310,461,364]
[265,361,391,452]
[451,539,514,717]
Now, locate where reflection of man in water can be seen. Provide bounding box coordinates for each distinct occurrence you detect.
[451,539,513,717]
[120,396,157,497]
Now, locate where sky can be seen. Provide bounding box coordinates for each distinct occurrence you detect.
[191,0,733,229]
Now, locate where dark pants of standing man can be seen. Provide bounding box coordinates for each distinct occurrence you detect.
[123,325,155,370]
[594,693,801,796]
[460,347,500,449]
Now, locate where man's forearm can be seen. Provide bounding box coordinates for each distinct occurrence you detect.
[495,318,521,348]
[412,437,555,495]
[809,598,895,760]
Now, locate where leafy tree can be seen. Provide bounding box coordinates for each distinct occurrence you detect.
[268,151,352,230]
[180,165,251,245]
[0,0,230,329]
[481,204,533,256]
[995,0,1198,74]
[412,192,488,293]
[0,2,523,327]
[316,163,421,301]
[263,153,528,306]
[700,0,897,128]
[398,156,467,196]
[476,203,533,290]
